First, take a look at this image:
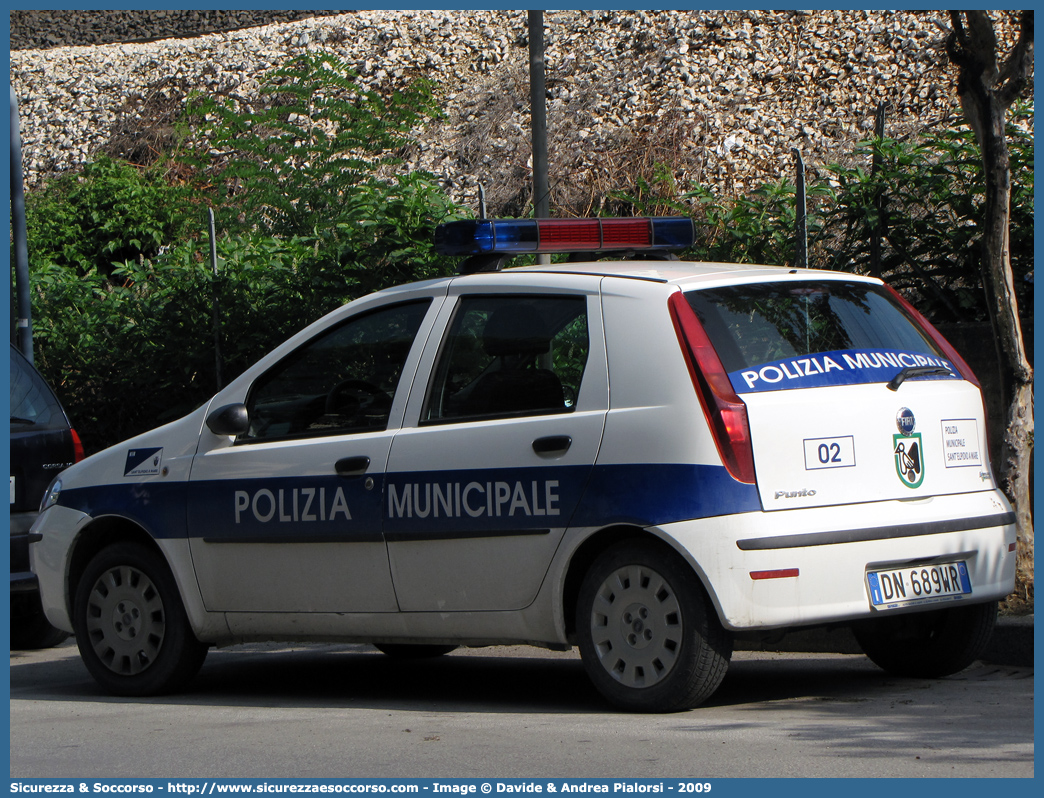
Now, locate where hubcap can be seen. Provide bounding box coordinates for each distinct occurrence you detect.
[85,565,165,676]
[111,600,143,641]
[589,564,683,689]
[621,604,655,649]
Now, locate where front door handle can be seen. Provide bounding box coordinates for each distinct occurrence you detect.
[533,435,572,456]
[335,456,371,477]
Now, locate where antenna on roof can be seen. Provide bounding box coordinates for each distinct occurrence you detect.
[478,185,487,220]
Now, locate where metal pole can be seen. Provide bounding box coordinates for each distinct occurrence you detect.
[869,102,887,278]
[528,11,550,264]
[208,208,224,390]
[10,88,33,362]
[792,148,807,268]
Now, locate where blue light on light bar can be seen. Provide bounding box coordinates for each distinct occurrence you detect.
[434,217,695,257]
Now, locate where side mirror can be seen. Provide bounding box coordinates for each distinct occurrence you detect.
[206,403,249,437]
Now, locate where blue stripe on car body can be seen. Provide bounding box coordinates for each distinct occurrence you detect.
[56,462,761,542]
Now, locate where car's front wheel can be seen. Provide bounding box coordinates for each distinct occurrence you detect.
[576,541,732,712]
[73,542,208,696]
[852,600,997,678]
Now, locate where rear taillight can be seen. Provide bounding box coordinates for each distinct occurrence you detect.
[668,291,756,484]
[71,428,85,463]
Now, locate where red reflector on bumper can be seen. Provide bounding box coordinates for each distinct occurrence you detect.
[750,568,799,580]
[1009,543,1018,552]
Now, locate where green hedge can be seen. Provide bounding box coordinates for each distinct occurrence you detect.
[22,52,468,454]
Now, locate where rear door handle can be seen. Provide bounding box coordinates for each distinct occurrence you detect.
[533,435,572,455]
[335,456,371,477]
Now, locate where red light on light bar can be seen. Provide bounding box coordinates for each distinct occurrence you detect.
[538,219,605,250]
[602,218,651,248]
[750,569,800,580]
[535,218,655,251]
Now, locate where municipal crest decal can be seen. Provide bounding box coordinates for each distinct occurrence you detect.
[893,433,923,488]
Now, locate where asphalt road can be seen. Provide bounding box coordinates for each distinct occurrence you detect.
[9,640,1034,779]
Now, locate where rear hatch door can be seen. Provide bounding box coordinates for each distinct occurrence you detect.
[684,277,992,511]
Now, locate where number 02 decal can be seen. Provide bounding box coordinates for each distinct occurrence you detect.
[803,436,856,470]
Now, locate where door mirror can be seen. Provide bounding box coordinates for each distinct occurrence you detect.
[206,403,249,437]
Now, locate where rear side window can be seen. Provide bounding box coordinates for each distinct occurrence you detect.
[425,295,589,422]
[685,281,958,394]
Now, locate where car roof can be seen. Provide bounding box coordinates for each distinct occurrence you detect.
[367,259,884,305]
[470,259,883,290]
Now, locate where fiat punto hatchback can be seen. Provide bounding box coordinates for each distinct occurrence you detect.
[31,217,1015,711]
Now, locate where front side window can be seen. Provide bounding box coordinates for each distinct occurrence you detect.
[243,300,431,442]
[425,295,589,422]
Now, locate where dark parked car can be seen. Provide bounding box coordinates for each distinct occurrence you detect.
[10,343,83,648]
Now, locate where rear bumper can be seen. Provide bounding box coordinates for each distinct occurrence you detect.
[660,489,1017,631]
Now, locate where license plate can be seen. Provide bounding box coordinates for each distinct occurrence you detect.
[867,561,972,608]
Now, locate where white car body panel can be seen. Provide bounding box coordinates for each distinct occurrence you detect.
[745,381,995,511]
[187,430,401,613]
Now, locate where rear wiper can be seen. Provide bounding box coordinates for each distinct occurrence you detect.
[10,416,36,425]
[887,366,954,391]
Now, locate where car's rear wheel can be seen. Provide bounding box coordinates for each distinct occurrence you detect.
[576,542,732,712]
[73,542,208,696]
[853,600,997,678]
[374,644,458,658]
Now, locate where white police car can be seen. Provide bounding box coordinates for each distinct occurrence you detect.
[31,217,1015,711]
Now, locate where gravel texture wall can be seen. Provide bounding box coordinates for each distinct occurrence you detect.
[9,10,340,50]
[8,10,1000,216]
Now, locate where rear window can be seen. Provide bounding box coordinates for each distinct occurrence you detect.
[684,281,959,394]
[9,347,68,430]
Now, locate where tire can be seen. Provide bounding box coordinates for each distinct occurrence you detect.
[374,643,458,659]
[10,593,70,650]
[853,600,997,678]
[576,542,732,712]
[73,542,208,696]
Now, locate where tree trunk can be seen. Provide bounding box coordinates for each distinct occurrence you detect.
[974,59,1034,594]
[947,11,1034,599]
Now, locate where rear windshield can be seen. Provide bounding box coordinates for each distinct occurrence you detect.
[684,281,959,394]
[9,347,68,429]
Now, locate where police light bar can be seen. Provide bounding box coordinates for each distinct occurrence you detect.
[434,217,695,256]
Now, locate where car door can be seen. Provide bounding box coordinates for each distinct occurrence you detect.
[187,297,439,613]
[384,276,608,612]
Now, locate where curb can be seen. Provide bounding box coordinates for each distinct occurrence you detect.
[983,613,1034,667]
[735,613,1033,668]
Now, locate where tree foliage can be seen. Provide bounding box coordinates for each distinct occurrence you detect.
[22,51,467,453]
[184,52,442,238]
[618,109,1033,330]
[23,155,196,279]
[818,105,1033,326]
